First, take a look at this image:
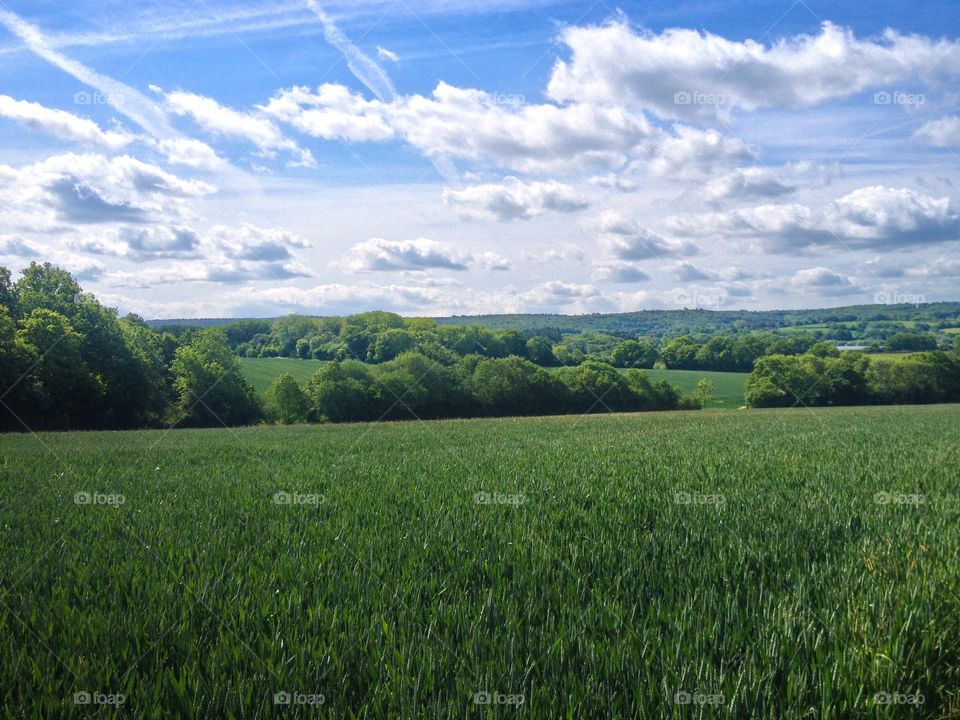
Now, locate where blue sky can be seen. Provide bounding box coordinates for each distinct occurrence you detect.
[0,0,958,317]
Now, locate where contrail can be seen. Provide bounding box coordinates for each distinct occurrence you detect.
[303,1,458,184]
[304,1,396,102]
[0,9,176,140]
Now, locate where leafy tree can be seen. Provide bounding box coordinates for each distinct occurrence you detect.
[660,336,700,369]
[807,341,841,358]
[14,262,83,320]
[693,379,716,408]
[367,328,416,363]
[306,361,377,422]
[266,373,311,424]
[886,332,938,352]
[468,357,560,416]
[171,329,262,426]
[611,338,658,368]
[526,336,557,366]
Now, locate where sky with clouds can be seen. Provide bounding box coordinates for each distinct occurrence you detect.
[0,0,958,318]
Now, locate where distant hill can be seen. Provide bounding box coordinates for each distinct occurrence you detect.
[148,302,960,338]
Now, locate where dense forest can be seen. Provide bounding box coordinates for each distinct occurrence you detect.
[1,263,958,432]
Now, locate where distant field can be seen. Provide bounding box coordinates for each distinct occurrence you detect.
[240,357,748,407]
[2,405,958,717]
[239,357,327,393]
[642,367,747,408]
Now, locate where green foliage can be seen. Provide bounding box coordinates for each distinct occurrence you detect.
[610,338,658,368]
[171,329,263,427]
[886,332,939,352]
[525,335,556,366]
[265,373,311,424]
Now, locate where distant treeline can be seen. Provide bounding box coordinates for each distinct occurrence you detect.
[0,264,690,431]
[2,264,958,432]
[746,345,960,407]
[207,313,948,373]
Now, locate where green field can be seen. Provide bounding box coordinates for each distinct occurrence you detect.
[239,357,328,393]
[2,405,958,718]
[240,358,748,408]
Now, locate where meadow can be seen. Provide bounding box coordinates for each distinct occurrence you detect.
[240,357,749,408]
[1,405,958,718]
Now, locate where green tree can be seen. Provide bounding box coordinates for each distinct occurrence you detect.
[693,379,716,408]
[306,361,377,422]
[172,329,263,426]
[266,373,311,424]
[610,338,658,368]
[526,336,557,366]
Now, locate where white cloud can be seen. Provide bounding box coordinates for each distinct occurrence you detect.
[788,266,859,294]
[377,46,399,63]
[704,167,796,202]
[547,21,960,121]
[477,252,512,271]
[260,84,395,142]
[443,177,588,221]
[592,261,651,283]
[0,95,135,149]
[667,186,960,252]
[341,237,471,272]
[913,116,960,147]
[646,126,754,179]
[593,211,697,259]
[163,89,314,165]
[154,137,223,170]
[0,10,176,139]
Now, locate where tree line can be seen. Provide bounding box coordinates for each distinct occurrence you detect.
[206,314,950,373]
[745,343,960,407]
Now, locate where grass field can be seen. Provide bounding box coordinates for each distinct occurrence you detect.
[1,405,958,718]
[240,358,749,408]
[239,357,328,393]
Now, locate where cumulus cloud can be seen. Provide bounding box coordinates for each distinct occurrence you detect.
[547,21,960,121]
[667,186,960,252]
[153,137,223,170]
[341,237,471,272]
[704,167,796,202]
[646,126,754,179]
[443,177,588,221]
[913,116,960,147]
[672,262,715,281]
[593,211,697,259]
[0,153,215,227]
[477,252,512,271]
[264,81,661,174]
[0,95,135,149]
[592,261,651,283]
[788,266,859,294]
